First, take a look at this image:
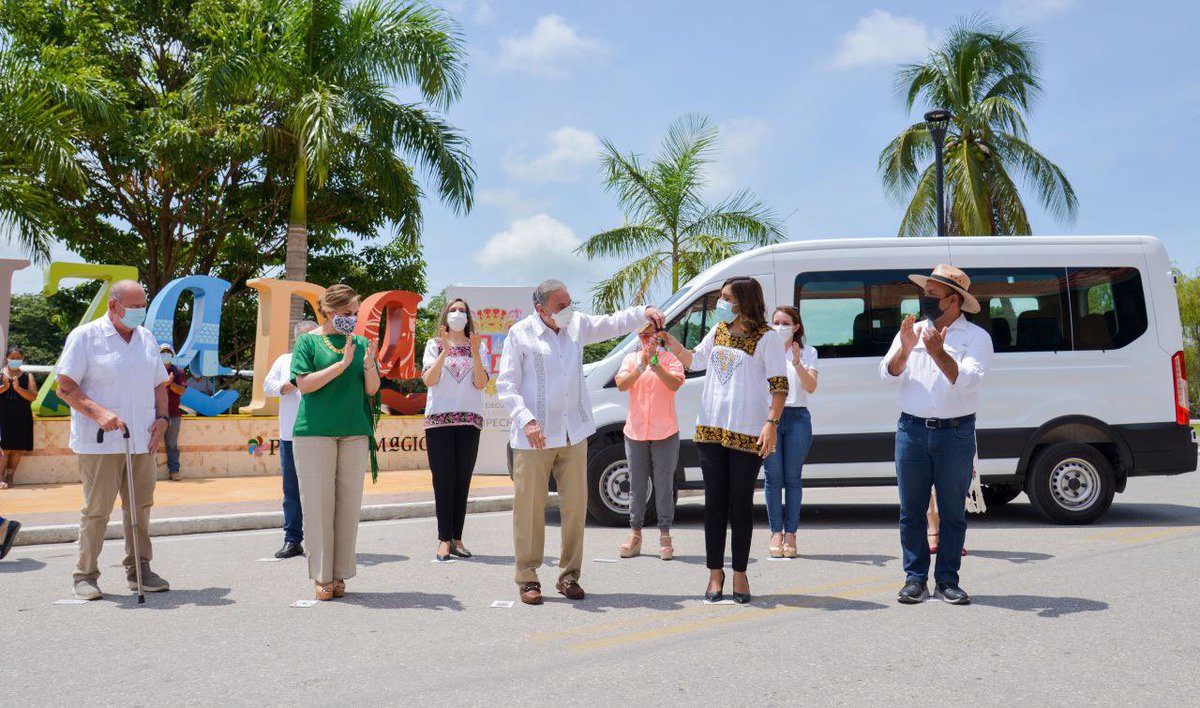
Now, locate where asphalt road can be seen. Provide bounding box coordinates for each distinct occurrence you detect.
[3,473,1198,706]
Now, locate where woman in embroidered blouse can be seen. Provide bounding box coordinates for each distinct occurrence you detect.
[422,298,489,561]
[665,277,788,603]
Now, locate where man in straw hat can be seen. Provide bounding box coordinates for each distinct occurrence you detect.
[881,264,993,605]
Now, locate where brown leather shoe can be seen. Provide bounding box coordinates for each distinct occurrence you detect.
[315,582,334,601]
[333,579,346,598]
[519,582,543,605]
[556,578,586,600]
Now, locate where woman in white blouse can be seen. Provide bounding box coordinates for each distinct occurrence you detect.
[422,298,489,561]
[665,277,788,604]
[763,306,818,559]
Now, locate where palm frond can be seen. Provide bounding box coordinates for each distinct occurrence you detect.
[897,163,938,237]
[878,122,934,202]
[683,190,785,246]
[574,224,665,260]
[589,252,669,314]
[599,137,668,225]
[993,132,1078,225]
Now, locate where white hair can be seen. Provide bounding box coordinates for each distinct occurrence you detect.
[294,319,319,338]
[533,279,568,306]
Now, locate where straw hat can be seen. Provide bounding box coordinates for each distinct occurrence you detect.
[909,264,981,314]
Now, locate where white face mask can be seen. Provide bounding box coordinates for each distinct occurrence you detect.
[446,311,468,332]
[552,306,574,329]
[772,324,793,337]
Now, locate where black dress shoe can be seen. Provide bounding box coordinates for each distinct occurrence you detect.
[732,591,752,604]
[704,571,725,602]
[274,542,304,560]
[898,579,929,604]
[936,582,971,605]
[449,544,472,558]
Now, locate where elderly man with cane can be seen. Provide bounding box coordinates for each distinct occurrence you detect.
[497,279,664,605]
[57,280,172,600]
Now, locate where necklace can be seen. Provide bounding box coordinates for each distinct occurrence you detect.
[320,330,346,355]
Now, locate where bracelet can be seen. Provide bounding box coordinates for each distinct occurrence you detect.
[766,418,780,426]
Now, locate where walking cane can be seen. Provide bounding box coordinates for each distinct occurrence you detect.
[97,425,145,604]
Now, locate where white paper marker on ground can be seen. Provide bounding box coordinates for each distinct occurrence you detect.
[490,600,515,608]
[291,600,319,608]
[53,599,89,605]
[592,558,619,563]
[257,557,285,563]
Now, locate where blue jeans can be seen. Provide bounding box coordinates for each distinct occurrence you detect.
[279,440,304,544]
[762,407,812,533]
[895,414,976,585]
[165,416,182,473]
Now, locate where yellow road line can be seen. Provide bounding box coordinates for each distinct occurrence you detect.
[566,580,902,653]
[531,573,886,642]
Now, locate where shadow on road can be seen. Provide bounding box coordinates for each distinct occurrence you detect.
[356,553,409,566]
[544,592,693,613]
[965,549,1054,564]
[0,557,47,573]
[665,554,758,567]
[753,593,890,611]
[796,553,897,568]
[112,586,235,610]
[450,554,517,566]
[969,594,1109,618]
[340,591,464,611]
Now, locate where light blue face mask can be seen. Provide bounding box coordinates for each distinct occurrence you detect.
[714,299,737,324]
[119,306,147,329]
[160,353,173,364]
[7,359,23,369]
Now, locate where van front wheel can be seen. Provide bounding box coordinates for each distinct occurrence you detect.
[586,443,654,527]
[1025,443,1116,524]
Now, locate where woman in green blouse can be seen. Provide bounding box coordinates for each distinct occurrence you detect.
[291,284,381,601]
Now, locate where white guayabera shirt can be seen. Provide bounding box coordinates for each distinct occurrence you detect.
[263,352,300,442]
[879,315,994,419]
[57,316,169,455]
[497,307,647,450]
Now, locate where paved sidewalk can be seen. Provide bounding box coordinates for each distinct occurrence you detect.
[1,470,514,528]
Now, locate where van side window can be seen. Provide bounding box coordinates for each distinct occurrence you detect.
[966,269,1071,352]
[667,291,719,349]
[1067,267,1148,350]
[795,271,914,358]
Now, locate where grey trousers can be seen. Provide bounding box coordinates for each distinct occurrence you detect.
[626,433,679,530]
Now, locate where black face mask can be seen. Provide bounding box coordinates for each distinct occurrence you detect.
[919,295,946,321]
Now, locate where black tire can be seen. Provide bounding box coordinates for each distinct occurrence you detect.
[586,441,659,527]
[981,484,1022,507]
[1025,442,1116,524]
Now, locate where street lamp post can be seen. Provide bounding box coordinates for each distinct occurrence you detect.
[924,109,952,237]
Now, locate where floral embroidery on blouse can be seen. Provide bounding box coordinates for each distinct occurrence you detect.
[694,425,760,454]
[768,375,789,395]
[713,321,771,356]
[424,411,483,429]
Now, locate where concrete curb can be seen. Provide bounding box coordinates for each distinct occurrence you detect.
[14,493,558,547]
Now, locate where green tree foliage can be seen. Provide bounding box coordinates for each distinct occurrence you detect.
[1175,267,1200,414]
[879,15,1077,236]
[577,114,784,313]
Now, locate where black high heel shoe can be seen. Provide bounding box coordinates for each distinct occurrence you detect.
[732,572,751,604]
[705,570,726,602]
[449,543,472,558]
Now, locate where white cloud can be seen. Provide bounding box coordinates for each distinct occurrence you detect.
[705,117,772,197]
[474,214,597,288]
[441,0,496,24]
[828,10,932,70]
[999,0,1075,21]
[495,15,607,77]
[503,127,601,183]
[477,188,545,215]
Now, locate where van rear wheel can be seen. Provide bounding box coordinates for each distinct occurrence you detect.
[1025,443,1115,524]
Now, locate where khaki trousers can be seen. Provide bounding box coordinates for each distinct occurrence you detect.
[512,440,588,587]
[74,453,156,581]
[293,436,368,583]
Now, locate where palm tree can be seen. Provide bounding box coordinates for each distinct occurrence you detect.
[577,114,785,313]
[878,16,1077,236]
[0,52,103,262]
[191,0,474,323]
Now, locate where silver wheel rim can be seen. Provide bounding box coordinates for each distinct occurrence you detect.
[598,459,652,515]
[1049,457,1102,511]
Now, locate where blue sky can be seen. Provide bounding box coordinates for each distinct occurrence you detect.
[4,0,1198,308]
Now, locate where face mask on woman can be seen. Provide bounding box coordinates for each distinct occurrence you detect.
[772,324,793,338]
[332,313,358,335]
[7,359,23,369]
[714,299,737,324]
[447,311,469,332]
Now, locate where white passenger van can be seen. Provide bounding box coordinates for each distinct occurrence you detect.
[581,236,1197,525]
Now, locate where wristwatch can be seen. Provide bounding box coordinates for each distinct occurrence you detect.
[766,418,780,426]
[156,414,170,422]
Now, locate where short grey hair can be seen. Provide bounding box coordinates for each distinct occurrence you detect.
[533,279,568,306]
[109,279,145,304]
[294,319,319,338]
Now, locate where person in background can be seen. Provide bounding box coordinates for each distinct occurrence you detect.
[291,284,381,601]
[0,514,20,559]
[665,277,788,604]
[422,298,488,562]
[0,346,37,489]
[882,264,993,606]
[763,306,818,558]
[263,319,319,560]
[159,344,187,481]
[56,280,172,600]
[615,323,684,561]
[186,369,216,396]
[497,278,664,605]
